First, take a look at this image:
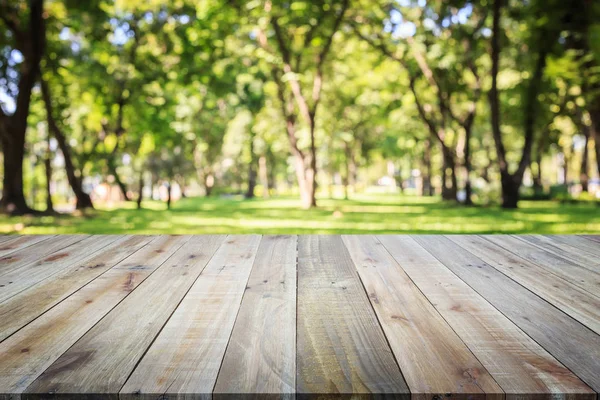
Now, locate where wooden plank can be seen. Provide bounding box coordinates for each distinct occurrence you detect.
[486,235,600,295]
[0,235,188,394]
[0,235,123,303]
[343,235,501,397]
[25,235,225,395]
[545,235,600,257]
[379,235,594,397]
[0,236,153,342]
[517,235,600,273]
[581,235,600,243]
[0,235,54,258]
[214,235,297,396]
[0,235,87,276]
[295,236,408,396]
[414,235,600,393]
[120,235,261,397]
[451,235,600,335]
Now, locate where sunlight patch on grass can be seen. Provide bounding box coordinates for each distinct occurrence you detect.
[0,195,598,234]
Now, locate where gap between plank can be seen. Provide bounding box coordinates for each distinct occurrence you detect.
[424,235,600,393]
[120,235,229,395]
[342,235,411,396]
[376,235,503,395]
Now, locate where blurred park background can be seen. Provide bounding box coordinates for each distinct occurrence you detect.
[0,0,599,234]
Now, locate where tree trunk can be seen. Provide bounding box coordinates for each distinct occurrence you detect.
[204,172,214,197]
[580,126,590,192]
[0,128,31,214]
[45,139,53,212]
[305,118,318,209]
[441,147,457,201]
[500,172,520,209]
[245,131,257,199]
[41,79,93,210]
[137,169,144,209]
[258,156,269,198]
[107,154,130,201]
[488,0,547,208]
[0,0,45,215]
[589,105,600,182]
[166,181,172,209]
[463,127,473,205]
[422,139,433,196]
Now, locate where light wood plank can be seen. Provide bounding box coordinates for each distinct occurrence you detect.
[380,235,594,397]
[295,236,408,396]
[486,235,600,295]
[0,235,54,258]
[0,235,153,342]
[0,235,87,276]
[517,235,600,273]
[0,235,188,394]
[451,235,600,335]
[25,235,224,395]
[0,235,123,303]
[415,235,600,393]
[214,235,297,396]
[120,235,261,397]
[344,235,501,397]
[544,235,600,257]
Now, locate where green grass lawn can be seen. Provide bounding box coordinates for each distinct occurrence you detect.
[1,193,598,234]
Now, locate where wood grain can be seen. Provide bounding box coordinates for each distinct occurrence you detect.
[0,235,152,342]
[0,235,54,257]
[581,235,600,243]
[25,235,224,395]
[0,235,187,394]
[120,235,261,397]
[0,235,86,276]
[544,235,600,257]
[296,235,408,396]
[344,235,501,398]
[452,235,600,335]
[517,235,600,273]
[415,235,600,393]
[214,235,297,396]
[0,235,123,303]
[485,235,600,295]
[380,235,593,397]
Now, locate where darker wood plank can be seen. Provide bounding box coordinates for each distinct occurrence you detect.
[414,235,600,393]
[214,235,297,396]
[296,235,408,397]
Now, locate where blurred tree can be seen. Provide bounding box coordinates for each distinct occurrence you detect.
[0,0,45,214]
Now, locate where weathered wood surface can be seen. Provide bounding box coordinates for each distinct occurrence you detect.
[0,234,599,399]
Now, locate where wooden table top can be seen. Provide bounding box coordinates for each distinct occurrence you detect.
[0,234,599,399]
